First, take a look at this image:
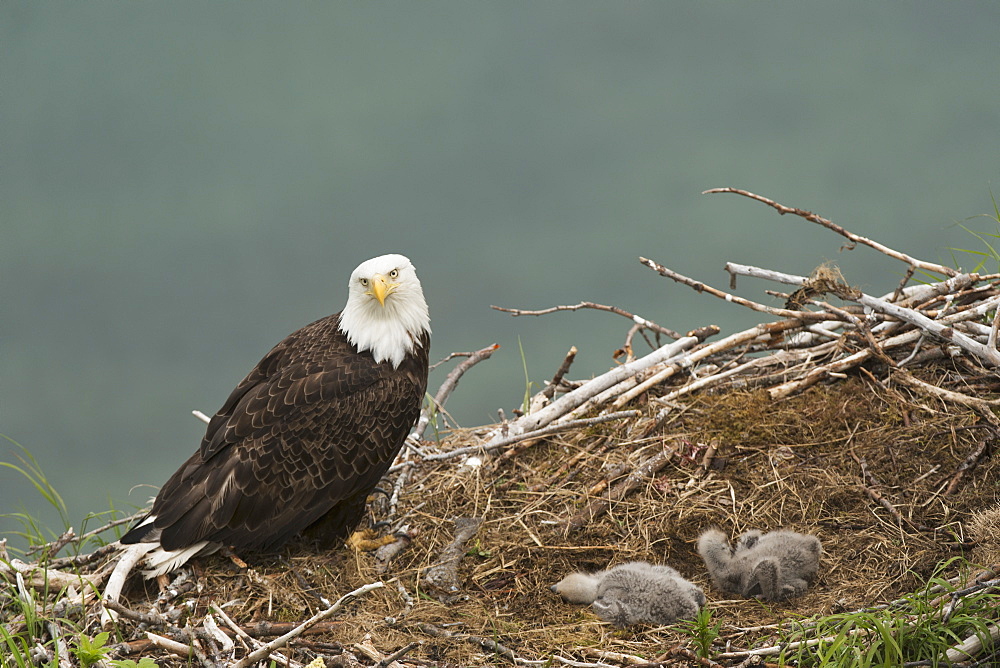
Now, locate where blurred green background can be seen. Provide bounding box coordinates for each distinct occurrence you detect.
[3,2,999,550]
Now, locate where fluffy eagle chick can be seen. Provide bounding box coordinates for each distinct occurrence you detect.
[698,528,821,601]
[553,561,705,627]
[117,253,431,578]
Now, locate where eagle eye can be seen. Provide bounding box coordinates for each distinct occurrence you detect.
[359,277,369,287]
[389,269,399,279]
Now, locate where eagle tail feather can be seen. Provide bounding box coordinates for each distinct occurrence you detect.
[140,540,218,579]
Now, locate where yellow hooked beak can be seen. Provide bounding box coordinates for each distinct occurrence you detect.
[369,273,397,306]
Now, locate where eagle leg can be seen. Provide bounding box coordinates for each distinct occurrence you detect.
[301,491,370,548]
[218,545,249,571]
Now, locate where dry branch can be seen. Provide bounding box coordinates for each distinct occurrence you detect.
[389,410,640,474]
[640,256,842,322]
[492,301,682,340]
[231,581,384,668]
[542,346,578,400]
[946,623,1000,663]
[856,457,929,533]
[704,187,959,277]
[565,443,676,532]
[422,517,482,602]
[412,343,500,440]
[0,557,101,594]
[944,437,995,496]
[857,289,1000,366]
[503,336,699,438]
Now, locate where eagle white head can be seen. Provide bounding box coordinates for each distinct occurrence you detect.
[338,253,431,368]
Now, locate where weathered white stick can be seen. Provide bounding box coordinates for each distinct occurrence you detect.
[493,336,699,440]
[768,350,872,400]
[145,631,195,659]
[857,290,1000,366]
[653,349,806,418]
[613,320,803,409]
[767,297,1000,399]
[412,343,500,440]
[392,411,639,474]
[990,309,1000,351]
[101,542,154,628]
[725,262,1000,366]
[945,623,1000,663]
[891,369,1000,411]
[725,262,806,287]
[1,558,100,592]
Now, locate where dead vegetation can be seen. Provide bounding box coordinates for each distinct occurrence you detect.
[4,189,1000,667]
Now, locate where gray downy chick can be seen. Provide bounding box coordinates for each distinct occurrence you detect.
[698,528,821,601]
[552,561,705,627]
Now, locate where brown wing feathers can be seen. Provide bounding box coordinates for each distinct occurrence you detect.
[121,313,429,553]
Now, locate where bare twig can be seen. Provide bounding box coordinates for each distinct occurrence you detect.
[47,542,122,571]
[145,632,194,661]
[856,457,930,532]
[102,599,169,627]
[25,510,148,560]
[856,290,1000,366]
[418,623,619,667]
[378,641,421,666]
[724,261,1000,365]
[990,309,1000,350]
[619,319,804,411]
[704,187,959,277]
[231,581,384,668]
[0,558,101,593]
[389,411,640,474]
[944,437,995,496]
[565,444,676,532]
[542,346,578,400]
[25,529,75,559]
[890,368,1000,420]
[412,343,500,440]
[502,336,698,437]
[640,256,843,322]
[492,301,682,340]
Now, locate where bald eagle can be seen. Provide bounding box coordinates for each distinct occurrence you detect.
[119,254,430,577]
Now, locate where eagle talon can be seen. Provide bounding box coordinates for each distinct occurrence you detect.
[219,545,248,571]
[347,528,398,552]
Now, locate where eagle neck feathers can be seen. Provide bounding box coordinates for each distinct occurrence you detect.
[338,280,430,368]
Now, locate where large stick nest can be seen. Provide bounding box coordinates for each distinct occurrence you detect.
[4,189,1000,667]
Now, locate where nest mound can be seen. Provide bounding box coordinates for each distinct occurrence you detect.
[91,364,998,667]
[6,190,1000,666]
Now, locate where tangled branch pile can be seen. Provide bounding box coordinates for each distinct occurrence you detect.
[4,189,1000,667]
